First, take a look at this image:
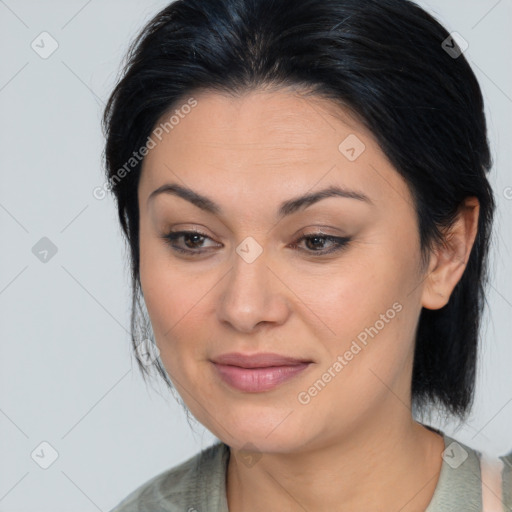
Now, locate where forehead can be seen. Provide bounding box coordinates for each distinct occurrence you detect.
[139,88,413,216]
[146,88,370,157]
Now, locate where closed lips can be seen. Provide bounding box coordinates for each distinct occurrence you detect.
[211,354,313,393]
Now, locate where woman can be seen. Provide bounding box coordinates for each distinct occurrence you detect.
[103,0,511,510]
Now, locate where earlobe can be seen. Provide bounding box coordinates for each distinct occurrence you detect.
[421,197,480,310]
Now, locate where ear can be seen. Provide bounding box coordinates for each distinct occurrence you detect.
[421,197,480,310]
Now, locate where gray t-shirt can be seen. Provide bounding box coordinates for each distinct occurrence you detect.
[110,429,512,511]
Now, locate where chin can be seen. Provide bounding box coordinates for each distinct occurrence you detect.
[207,405,313,454]
[225,432,306,455]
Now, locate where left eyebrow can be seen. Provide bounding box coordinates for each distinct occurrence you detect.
[147,182,374,219]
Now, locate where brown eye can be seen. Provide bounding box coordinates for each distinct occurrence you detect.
[290,232,352,256]
[161,230,220,255]
[160,230,351,257]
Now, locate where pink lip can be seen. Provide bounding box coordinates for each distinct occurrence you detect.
[211,352,313,392]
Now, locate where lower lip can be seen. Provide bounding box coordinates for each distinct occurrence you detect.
[212,362,311,392]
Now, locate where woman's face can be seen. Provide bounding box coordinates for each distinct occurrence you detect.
[137,88,430,453]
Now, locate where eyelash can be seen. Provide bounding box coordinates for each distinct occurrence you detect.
[160,230,351,257]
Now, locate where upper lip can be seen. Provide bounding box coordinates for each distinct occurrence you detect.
[211,352,312,368]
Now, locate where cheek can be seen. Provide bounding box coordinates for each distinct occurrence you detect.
[139,222,194,322]
[299,258,395,331]
[139,233,187,349]
[138,235,219,382]
[302,246,419,376]
[298,282,417,430]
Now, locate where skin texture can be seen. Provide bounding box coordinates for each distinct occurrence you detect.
[137,88,480,511]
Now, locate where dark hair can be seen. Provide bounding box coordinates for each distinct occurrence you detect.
[102,0,496,422]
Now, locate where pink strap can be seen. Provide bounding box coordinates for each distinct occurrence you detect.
[481,453,505,512]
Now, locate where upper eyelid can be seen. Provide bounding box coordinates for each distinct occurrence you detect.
[166,229,340,242]
[164,229,349,251]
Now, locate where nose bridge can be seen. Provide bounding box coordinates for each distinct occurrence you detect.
[217,236,288,331]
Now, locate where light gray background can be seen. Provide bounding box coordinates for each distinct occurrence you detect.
[0,0,511,510]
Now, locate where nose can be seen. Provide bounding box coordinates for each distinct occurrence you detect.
[216,241,291,333]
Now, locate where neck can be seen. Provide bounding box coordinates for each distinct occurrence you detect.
[226,416,445,512]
